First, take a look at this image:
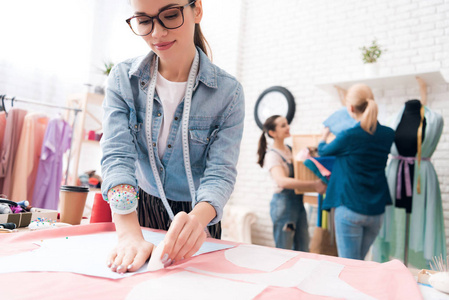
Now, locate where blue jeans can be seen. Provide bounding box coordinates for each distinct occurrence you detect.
[334,205,383,260]
[270,189,309,252]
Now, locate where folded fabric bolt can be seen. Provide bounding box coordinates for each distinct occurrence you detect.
[304,159,329,184]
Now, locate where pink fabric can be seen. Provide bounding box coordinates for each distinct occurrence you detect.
[10,113,49,203]
[0,108,27,198]
[32,118,72,209]
[0,112,6,153]
[308,157,331,177]
[0,224,422,300]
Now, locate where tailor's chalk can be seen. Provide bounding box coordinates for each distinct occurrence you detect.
[147,241,166,271]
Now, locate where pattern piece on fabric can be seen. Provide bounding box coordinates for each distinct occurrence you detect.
[224,244,298,272]
[0,108,27,197]
[374,105,446,269]
[32,118,72,209]
[0,230,234,279]
[10,113,48,203]
[127,271,267,300]
[187,258,375,299]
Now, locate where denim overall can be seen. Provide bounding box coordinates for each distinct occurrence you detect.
[269,148,310,252]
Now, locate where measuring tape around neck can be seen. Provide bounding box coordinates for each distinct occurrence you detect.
[144,50,199,220]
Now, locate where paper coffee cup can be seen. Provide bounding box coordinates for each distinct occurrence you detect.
[59,185,89,225]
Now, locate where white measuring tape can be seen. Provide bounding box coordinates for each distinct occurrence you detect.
[145,50,199,220]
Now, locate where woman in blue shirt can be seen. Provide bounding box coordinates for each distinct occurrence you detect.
[101,0,244,273]
[318,84,394,260]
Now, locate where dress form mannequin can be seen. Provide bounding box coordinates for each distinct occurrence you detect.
[394,99,426,213]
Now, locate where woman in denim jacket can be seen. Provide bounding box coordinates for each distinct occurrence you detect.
[101,0,244,273]
[257,115,326,251]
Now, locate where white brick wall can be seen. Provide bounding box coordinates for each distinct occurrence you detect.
[203,0,449,251]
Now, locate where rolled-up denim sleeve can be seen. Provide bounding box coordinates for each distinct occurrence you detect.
[100,66,138,213]
[194,82,245,225]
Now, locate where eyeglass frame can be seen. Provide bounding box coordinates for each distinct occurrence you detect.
[126,0,197,36]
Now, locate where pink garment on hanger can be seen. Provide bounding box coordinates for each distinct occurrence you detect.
[0,108,27,198]
[10,113,49,203]
[32,118,72,209]
[0,112,6,151]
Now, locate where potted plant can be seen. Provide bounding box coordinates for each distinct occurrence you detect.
[94,61,115,94]
[360,39,386,77]
[102,61,114,77]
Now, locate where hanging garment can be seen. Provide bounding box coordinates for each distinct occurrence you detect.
[0,108,27,198]
[10,113,49,203]
[32,118,72,210]
[373,105,446,269]
[0,112,6,151]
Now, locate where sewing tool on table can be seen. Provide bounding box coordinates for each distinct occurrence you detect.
[427,254,449,294]
[28,218,72,231]
[0,222,17,233]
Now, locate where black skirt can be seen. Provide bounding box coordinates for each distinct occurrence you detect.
[137,188,221,239]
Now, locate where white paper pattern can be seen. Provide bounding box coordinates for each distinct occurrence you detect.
[0,230,234,279]
[188,257,376,299]
[224,244,298,272]
[126,271,267,300]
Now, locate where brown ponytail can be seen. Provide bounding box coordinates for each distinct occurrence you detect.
[346,84,378,135]
[257,115,281,167]
[194,24,212,60]
[257,132,267,167]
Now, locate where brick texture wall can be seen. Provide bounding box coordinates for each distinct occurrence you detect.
[203,0,449,250]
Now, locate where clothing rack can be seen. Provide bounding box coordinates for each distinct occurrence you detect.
[1,95,82,185]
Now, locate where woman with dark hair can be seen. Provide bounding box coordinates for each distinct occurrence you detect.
[101,0,244,273]
[257,115,326,251]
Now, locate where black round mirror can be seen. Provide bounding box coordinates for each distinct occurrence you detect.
[254,86,295,130]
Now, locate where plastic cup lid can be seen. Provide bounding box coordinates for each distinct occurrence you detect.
[60,185,90,193]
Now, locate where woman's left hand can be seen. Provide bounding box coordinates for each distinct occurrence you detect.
[162,211,207,265]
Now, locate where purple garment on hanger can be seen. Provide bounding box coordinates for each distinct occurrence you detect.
[0,108,27,197]
[32,118,72,209]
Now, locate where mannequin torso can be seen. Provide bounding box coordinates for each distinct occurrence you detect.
[394,99,426,213]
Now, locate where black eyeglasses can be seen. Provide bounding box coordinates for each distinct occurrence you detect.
[126,0,197,36]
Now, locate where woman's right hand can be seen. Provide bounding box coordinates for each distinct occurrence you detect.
[314,180,327,194]
[107,236,154,273]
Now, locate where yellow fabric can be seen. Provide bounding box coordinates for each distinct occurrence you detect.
[322,210,328,230]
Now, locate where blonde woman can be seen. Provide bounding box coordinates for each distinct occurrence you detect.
[318,84,395,260]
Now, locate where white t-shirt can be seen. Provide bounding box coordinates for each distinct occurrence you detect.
[264,147,292,193]
[155,72,187,158]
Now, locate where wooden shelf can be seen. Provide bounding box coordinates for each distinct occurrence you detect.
[315,70,448,96]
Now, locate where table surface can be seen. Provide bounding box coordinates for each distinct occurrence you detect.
[1,223,434,300]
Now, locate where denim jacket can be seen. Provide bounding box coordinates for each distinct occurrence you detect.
[100,48,245,224]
